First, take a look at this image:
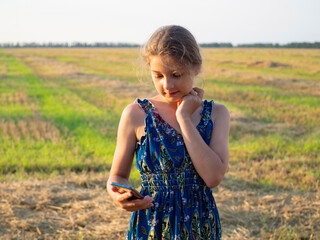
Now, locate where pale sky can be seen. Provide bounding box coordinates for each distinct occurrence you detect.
[0,0,319,45]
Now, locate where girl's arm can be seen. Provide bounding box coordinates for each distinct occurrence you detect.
[176,88,230,188]
[107,103,153,211]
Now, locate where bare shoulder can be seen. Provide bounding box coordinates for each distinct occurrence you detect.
[120,100,146,128]
[210,102,230,142]
[122,101,145,117]
[212,102,230,123]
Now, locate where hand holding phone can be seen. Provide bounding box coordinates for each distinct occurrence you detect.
[110,182,144,200]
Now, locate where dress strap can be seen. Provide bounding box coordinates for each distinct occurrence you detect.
[202,99,214,117]
[197,100,214,143]
[136,98,154,115]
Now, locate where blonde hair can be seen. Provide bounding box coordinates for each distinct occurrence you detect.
[142,25,202,68]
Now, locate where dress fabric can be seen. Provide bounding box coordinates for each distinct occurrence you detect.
[127,98,221,240]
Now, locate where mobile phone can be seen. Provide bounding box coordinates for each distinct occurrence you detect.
[110,182,144,200]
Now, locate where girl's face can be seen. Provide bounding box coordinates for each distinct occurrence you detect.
[149,55,200,103]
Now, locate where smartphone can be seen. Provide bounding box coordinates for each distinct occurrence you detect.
[110,182,144,200]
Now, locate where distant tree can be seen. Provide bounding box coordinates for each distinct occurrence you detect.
[200,43,233,48]
[0,41,319,48]
[236,42,320,49]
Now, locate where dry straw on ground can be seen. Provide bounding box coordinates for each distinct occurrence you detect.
[0,173,131,240]
[0,173,319,240]
[1,48,319,239]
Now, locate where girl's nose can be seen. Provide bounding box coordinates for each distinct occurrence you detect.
[163,77,174,90]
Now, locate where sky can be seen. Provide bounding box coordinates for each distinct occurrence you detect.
[0,0,319,45]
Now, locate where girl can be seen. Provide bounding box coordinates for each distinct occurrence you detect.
[107,25,230,239]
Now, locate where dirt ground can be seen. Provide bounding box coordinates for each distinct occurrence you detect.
[0,172,319,240]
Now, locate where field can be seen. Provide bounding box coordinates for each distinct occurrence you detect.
[0,48,319,239]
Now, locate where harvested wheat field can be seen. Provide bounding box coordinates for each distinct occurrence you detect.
[0,173,319,239]
[0,48,319,239]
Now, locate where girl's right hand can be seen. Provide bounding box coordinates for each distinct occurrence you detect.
[108,185,154,212]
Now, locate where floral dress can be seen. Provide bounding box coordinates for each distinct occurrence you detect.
[127,98,221,240]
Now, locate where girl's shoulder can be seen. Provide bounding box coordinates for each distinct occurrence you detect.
[120,100,147,126]
[211,102,230,122]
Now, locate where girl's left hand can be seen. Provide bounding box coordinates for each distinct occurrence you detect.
[176,87,204,121]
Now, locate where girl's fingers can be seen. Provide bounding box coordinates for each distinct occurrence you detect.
[116,191,132,202]
[111,186,119,192]
[193,87,204,99]
[190,89,197,95]
[128,197,153,208]
[178,88,204,118]
[120,196,154,212]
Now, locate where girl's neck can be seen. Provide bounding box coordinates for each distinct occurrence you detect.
[151,95,179,111]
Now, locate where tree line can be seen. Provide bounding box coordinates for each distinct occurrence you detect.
[235,42,320,48]
[0,42,319,48]
[199,42,320,48]
[0,42,140,48]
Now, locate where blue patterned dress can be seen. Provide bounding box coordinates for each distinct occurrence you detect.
[127,98,221,240]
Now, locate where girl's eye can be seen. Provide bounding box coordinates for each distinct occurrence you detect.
[154,75,162,79]
[173,73,182,78]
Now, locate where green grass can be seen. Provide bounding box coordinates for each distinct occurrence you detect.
[0,48,319,239]
[0,51,118,174]
[0,48,319,191]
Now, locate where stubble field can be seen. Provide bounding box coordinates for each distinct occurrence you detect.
[0,48,319,239]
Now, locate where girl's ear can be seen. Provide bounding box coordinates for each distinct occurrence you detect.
[193,64,202,76]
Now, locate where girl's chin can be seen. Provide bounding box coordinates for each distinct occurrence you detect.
[161,94,182,102]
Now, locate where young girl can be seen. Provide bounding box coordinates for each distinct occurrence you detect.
[107,25,230,239]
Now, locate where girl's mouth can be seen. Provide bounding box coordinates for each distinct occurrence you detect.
[168,91,178,96]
